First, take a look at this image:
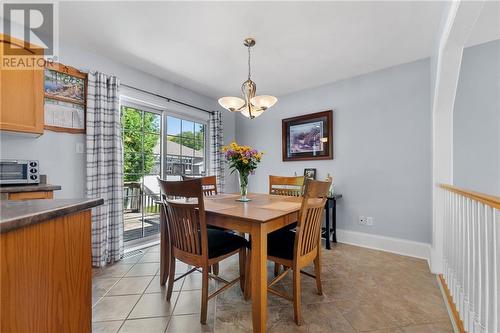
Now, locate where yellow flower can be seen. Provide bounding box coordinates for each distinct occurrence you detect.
[242,159,249,164]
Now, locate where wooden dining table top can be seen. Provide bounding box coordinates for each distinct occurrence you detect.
[203,193,305,222]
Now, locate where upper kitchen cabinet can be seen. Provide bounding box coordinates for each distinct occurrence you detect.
[0,34,44,135]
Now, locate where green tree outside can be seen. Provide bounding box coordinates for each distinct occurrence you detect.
[122,107,160,182]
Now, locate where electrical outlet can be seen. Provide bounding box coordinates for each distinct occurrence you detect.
[359,216,367,225]
[366,216,374,226]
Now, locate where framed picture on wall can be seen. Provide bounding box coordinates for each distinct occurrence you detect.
[304,168,317,180]
[44,62,87,134]
[282,110,333,161]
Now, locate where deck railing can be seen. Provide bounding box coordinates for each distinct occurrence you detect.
[439,184,499,333]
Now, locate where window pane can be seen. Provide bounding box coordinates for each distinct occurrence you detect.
[122,107,142,131]
[144,112,161,134]
[124,152,142,179]
[181,119,194,137]
[167,116,181,136]
[143,134,160,175]
[195,123,204,136]
[147,154,161,175]
[166,136,181,156]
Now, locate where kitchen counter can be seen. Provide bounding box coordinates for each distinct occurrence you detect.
[0,183,61,193]
[0,198,103,233]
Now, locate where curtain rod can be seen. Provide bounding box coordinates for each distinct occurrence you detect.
[121,83,215,115]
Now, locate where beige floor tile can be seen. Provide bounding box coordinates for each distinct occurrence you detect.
[174,290,216,316]
[92,243,451,333]
[125,263,159,277]
[93,277,120,297]
[119,317,169,333]
[146,275,183,293]
[139,251,160,263]
[167,314,214,332]
[92,320,123,333]
[401,321,453,333]
[333,298,402,332]
[107,276,154,296]
[92,295,141,322]
[146,244,161,253]
[95,264,134,278]
[129,292,179,318]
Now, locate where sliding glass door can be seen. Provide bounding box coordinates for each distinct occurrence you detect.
[121,105,208,245]
[165,115,206,179]
[122,105,162,243]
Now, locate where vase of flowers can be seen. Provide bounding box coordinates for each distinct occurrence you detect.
[222,142,263,202]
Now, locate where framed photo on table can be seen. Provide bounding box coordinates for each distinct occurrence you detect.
[282,110,333,161]
[44,62,87,134]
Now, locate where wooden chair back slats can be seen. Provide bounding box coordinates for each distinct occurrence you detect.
[158,178,208,258]
[295,179,332,258]
[269,175,305,197]
[166,203,201,255]
[183,175,218,196]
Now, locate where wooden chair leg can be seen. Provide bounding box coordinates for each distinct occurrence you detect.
[200,265,209,324]
[314,254,323,295]
[273,263,281,277]
[166,255,176,301]
[293,267,303,325]
[212,263,219,275]
[239,247,246,292]
[244,249,251,301]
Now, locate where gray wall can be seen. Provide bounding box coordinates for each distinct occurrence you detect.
[453,39,500,196]
[235,59,432,243]
[0,42,235,198]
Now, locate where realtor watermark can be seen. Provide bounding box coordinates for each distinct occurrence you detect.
[1,2,58,69]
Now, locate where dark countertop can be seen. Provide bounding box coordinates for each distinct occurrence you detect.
[0,198,104,233]
[0,184,62,193]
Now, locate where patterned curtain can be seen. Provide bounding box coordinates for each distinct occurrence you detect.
[209,110,225,192]
[86,72,124,267]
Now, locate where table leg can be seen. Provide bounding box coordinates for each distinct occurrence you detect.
[325,201,331,250]
[250,223,267,333]
[332,199,337,243]
[159,204,169,286]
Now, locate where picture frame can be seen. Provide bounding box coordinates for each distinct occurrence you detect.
[304,168,317,180]
[282,110,333,161]
[44,62,87,134]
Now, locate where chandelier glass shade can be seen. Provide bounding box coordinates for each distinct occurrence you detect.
[218,38,277,119]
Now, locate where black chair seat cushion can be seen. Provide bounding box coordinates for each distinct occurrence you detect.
[267,229,296,260]
[207,228,248,259]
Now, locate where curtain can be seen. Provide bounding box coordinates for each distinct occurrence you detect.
[209,110,225,192]
[86,72,124,267]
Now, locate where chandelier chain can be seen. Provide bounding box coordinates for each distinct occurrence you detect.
[247,46,251,79]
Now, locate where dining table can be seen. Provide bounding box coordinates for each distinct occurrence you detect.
[158,192,303,333]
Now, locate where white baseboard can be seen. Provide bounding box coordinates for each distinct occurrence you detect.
[335,229,432,265]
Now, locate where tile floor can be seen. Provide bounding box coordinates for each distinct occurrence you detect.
[92,243,452,333]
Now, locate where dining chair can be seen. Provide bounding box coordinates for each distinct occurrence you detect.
[268,175,305,276]
[182,175,218,196]
[158,178,248,324]
[266,178,332,325]
[182,175,223,275]
[268,175,305,197]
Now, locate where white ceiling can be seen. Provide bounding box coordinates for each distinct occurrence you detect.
[58,1,497,99]
[466,1,500,47]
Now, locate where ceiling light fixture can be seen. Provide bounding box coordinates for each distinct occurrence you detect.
[218,38,277,119]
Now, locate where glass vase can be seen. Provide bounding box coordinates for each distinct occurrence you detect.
[237,170,251,202]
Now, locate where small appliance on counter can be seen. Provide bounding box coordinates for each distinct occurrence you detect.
[0,160,40,185]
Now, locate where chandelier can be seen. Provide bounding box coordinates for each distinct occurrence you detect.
[218,38,277,119]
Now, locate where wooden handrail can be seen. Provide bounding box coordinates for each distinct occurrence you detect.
[438,183,500,209]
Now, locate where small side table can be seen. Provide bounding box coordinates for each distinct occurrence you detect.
[323,194,342,250]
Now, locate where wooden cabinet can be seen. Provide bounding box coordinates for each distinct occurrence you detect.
[7,191,54,200]
[0,210,92,333]
[0,34,44,134]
